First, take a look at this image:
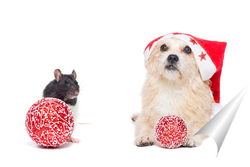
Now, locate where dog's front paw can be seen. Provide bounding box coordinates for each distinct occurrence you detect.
[135,136,154,147]
[131,113,139,122]
[182,136,201,147]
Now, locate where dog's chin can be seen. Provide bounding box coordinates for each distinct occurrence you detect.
[163,65,181,80]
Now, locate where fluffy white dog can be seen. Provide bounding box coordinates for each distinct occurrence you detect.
[132,36,215,147]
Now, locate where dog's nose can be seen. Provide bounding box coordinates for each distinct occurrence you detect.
[167,54,179,64]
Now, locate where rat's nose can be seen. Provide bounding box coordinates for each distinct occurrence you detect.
[75,91,79,96]
[167,54,179,64]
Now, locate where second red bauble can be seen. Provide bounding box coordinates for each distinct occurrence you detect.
[154,115,188,149]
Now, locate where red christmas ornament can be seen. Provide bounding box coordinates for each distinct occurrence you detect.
[25,98,74,147]
[154,115,188,149]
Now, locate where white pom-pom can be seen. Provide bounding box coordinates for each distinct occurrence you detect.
[211,103,223,118]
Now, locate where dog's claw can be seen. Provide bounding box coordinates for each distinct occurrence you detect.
[135,136,154,147]
[131,113,139,122]
[182,136,201,147]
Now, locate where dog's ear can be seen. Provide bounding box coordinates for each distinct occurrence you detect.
[203,80,211,87]
[145,51,158,70]
[145,58,151,68]
[145,43,162,68]
[145,50,153,66]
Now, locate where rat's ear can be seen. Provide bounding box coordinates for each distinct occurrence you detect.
[72,70,77,79]
[54,69,62,82]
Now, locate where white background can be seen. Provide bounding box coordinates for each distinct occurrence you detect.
[1,0,250,166]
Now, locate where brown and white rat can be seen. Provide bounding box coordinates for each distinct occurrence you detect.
[43,69,80,143]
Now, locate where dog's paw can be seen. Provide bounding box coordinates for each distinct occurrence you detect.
[135,136,154,147]
[182,136,201,147]
[131,113,139,122]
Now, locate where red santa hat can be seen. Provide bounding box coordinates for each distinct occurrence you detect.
[143,33,227,103]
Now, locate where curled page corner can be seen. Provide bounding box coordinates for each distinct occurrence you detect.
[194,86,248,157]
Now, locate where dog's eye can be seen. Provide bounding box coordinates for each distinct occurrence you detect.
[160,44,168,52]
[183,46,192,54]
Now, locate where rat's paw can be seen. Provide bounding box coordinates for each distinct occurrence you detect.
[67,137,81,143]
[135,136,154,147]
[182,136,201,147]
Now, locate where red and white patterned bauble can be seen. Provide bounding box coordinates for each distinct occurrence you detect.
[25,98,74,147]
[154,115,188,149]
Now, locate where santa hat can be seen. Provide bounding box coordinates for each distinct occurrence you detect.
[144,32,227,103]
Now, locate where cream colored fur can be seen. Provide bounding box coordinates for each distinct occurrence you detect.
[133,37,214,147]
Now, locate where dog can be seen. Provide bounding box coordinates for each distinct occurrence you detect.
[132,37,214,147]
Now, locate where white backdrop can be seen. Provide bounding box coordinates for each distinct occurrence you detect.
[1,0,250,166]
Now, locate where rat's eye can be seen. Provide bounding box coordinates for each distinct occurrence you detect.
[64,80,69,84]
[183,46,192,54]
[160,44,168,52]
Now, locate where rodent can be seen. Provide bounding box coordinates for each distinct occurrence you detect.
[43,69,80,105]
[43,69,80,143]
